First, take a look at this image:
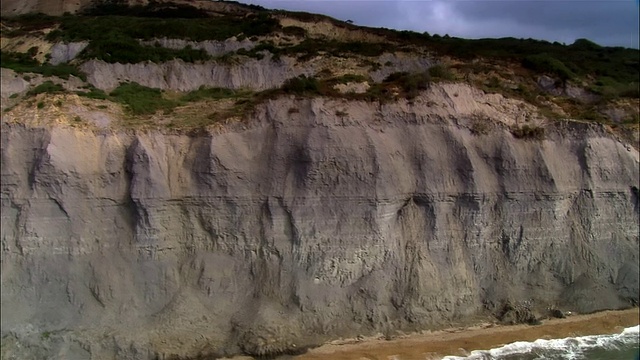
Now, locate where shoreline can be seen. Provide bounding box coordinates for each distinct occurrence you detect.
[294,307,640,360]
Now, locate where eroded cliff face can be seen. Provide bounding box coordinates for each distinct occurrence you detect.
[1,97,639,359]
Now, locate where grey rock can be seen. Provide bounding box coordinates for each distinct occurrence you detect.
[80,57,318,92]
[0,68,29,102]
[1,97,638,358]
[48,42,89,65]
[139,37,255,57]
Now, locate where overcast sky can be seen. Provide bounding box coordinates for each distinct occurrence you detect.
[242,0,640,49]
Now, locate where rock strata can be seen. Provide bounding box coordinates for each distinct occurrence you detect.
[1,97,638,359]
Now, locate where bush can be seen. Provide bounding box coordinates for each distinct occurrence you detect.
[335,74,368,83]
[522,54,575,81]
[109,82,180,115]
[384,71,431,99]
[181,86,241,102]
[27,81,65,96]
[282,26,306,37]
[428,64,455,81]
[76,87,108,100]
[511,124,545,139]
[281,75,320,95]
[0,51,86,80]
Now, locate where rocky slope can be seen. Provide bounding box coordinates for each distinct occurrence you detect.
[1,1,639,359]
[1,96,639,359]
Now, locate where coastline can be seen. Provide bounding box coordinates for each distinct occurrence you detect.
[294,307,640,360]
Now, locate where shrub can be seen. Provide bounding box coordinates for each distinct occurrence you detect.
[77,87,108,100]
[281,75,320,95]
[1,50,86,80]
[428,64,455,81]
[511,124,545,139]
[181,86,238,102]
[27,81,65,96]
[282,26,306,37]
[470,120,490,135]
[384,71,431,99]
[109,82,180,115]
[333,74,368,84]
[522,54,575,81]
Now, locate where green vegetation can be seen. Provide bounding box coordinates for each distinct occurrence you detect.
[381,71,431,99]
[2,2,637,129]
[428,64,456,81]
[236,39,398,62]
[109,82,180,115]
[1,51,85,80]
[281,75,321,95]
[76,87,108,100]
[511,124,545,140]
[522,54,575,81]
[26,81,65,96]
[180,86,239,102]
[282,26,306,37]
[2,2,280,64]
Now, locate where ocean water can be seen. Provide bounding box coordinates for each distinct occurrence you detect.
[442,325,639,360]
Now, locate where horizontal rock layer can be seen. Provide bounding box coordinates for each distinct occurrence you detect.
[1,97,638,359]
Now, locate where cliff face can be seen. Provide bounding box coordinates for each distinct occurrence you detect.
[1,97,639,359]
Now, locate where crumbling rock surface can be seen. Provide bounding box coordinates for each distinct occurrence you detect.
[1,97,638,359]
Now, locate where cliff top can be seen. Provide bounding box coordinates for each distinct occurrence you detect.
[0,0,638,144]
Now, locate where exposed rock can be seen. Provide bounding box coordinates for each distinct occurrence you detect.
[139,37,255,57]
[0,68,29,103]
[333,81,370,94]
[497,302,539,325]
[537,75,558,93]
[1,96,638,359]
[80,57,318,92]
[550,308,566,319]
[536,76,599,103]
[48,42,89,65]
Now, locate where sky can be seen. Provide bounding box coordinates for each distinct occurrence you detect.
[241,0,640,49]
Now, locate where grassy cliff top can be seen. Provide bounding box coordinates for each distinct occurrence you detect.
[1,0,638,136]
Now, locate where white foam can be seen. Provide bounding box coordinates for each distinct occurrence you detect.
[441,325,640,360]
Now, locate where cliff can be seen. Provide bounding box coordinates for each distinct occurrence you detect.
[1,96,638,359]
[1,1,639,358]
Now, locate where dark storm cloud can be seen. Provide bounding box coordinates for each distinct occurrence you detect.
[448,1,639,47]
[242,0,639,48]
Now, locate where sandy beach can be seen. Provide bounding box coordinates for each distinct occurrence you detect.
[294,308,640,360]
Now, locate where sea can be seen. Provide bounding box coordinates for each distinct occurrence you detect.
[441,325,640,360]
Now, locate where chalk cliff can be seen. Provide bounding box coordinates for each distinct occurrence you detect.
[1,96,638,359]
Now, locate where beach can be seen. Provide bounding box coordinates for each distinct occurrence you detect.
[295,308,640,360]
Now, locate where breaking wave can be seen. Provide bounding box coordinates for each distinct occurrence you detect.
[442,325,639,360]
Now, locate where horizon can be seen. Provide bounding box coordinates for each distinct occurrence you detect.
[240,0,640,49]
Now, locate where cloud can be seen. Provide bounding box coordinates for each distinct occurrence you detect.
[242,0,639,48]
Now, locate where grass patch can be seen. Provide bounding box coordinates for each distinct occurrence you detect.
[180,86,239,102]
[281,75,322,95]
[511,124,545,140]
[428,64,456,81]
[26,81,65,96]
[76,87,108,100]
[522,53,575,81]
[331,74,368,84]
[382,71,431,99]
[1,51,86,80]
[109,82,180,115]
